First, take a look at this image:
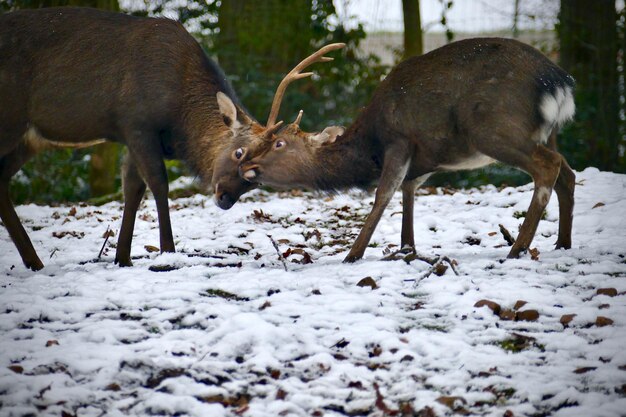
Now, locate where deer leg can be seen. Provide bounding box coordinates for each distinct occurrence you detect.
[0,142,43,270]
[400,180,417,251]
[115,154,147,267]
[553,155,574,250]
[546,131,575,251]
[506,145,561,258]
[400,174,431,251]
[125,142,175,256]
[344,147,411,263]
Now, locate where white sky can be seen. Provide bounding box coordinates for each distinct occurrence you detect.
[336,0,562,33]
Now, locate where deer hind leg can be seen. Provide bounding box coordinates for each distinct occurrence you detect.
[477,139,562,258]
[509,145,561,258]
[344,146,411,263]
[115,154,147,267]
[0,140,43,270]
[546,131,575,250]
[552,155,574,250]
[123,135,175,259]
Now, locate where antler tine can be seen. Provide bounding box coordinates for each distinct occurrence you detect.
[293,110,303,127]
[266,43,346,129]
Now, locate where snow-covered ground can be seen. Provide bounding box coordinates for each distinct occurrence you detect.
[1,167,625,417]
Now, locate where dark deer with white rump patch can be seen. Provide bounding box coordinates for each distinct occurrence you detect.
[237,38,576,262]
[0,6,343,270]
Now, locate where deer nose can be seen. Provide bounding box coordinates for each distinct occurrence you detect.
[213,183,235,210]
[239,163,259,182]
[215,190,234,210]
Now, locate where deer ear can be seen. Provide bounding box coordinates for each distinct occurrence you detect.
[308,126,345,146]
[216,92,254,133]
[216,92,239,129]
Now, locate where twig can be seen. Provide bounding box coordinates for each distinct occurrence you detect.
[98,225,111,259]
[267,234,288,271]
[401,253,460,285]
[498,223,516,246]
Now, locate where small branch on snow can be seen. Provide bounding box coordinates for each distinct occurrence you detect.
[402,253,460,285]
[267,234,288,271]
[498,223,516,246]
[98,225,112,259]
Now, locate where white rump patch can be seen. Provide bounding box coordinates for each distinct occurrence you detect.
[438,153,495,171]
[535,86,575,144]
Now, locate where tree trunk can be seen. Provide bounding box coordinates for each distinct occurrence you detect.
[402,0,423,60]
[559,0,620,171]
[216,0,313,121]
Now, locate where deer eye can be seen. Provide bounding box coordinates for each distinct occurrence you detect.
[275,140,286,149]
[233,147,245,160]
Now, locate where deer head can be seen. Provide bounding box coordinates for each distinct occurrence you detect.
[210,43,345,209]
[238,111,345,189]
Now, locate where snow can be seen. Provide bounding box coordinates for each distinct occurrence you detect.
[1,167,625,416]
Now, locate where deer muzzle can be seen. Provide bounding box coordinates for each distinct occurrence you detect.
[239,163,260,182]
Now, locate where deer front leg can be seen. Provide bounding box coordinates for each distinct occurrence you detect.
[400,174,431,252]
[344,147,411,263]
[129,145,175,254]
[400,180,417,251]
[116,137,174,267]
[0,142,42,270]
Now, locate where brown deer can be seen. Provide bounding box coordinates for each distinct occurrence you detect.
[0,6,343,270]
[235,38,576,263]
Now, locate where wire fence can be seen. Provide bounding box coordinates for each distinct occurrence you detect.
[341,0,560,65]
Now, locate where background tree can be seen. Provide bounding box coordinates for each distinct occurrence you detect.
[558,0,622,172]
[402,0,423,59]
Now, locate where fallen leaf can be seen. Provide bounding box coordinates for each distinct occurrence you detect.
[499,309,516,321]
[596,316,614,327]
[433,263,448,276]
[474,299,501,315]
[513,300,528,310]
[8,365,23,374]
[596,288,618,297]
[560,314,577,327]
[144,245,160,253]
[436,395,467,410]
[592,202,605,208]
[529,247,540,261]
[515,309,539,322]
[46,340,59,347]
[356,276,377,289]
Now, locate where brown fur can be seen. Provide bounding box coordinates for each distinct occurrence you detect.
[0,7,261,270]
[239,38,576,262]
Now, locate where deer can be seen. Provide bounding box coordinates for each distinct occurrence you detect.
[0,6,344,270]
[232,38,576,263]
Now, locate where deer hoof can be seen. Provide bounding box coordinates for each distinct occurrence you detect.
[506,248,523,259]
[343,253,361,263]
[555,241,571,250]
[26,258,44,271]
[115,257,133,267]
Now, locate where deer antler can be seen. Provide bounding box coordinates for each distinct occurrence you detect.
[265,43,345,133]
[293,110,303,127]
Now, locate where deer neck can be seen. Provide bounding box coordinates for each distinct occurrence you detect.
[310,123,382,191]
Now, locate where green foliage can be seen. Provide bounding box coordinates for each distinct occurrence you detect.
[9,149,92,204]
